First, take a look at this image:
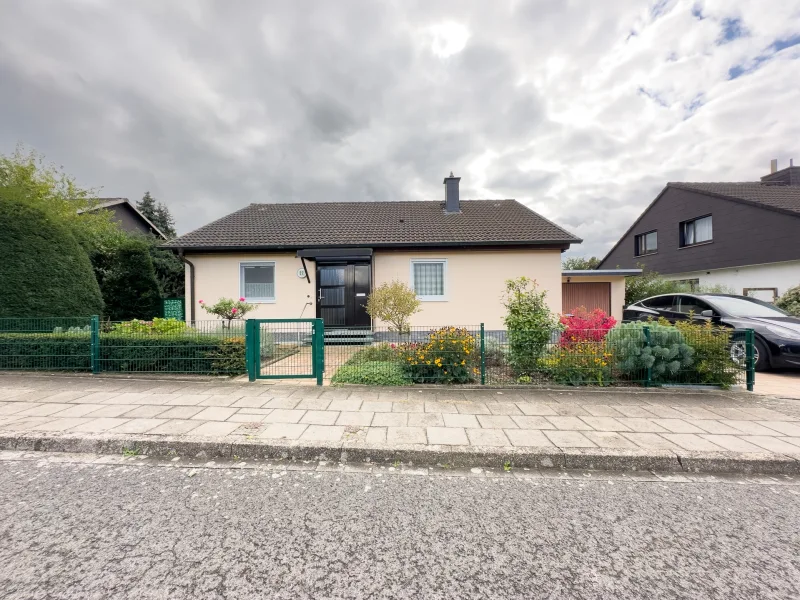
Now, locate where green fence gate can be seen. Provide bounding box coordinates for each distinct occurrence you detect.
[246,319,324,385]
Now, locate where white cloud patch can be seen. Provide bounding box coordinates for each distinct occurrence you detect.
[0,0,798,258]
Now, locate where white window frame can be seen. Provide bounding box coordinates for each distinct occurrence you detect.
[239,261,276,303]
[410,259,448,302]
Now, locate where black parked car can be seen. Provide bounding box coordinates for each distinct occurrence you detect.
[624,293,800,371]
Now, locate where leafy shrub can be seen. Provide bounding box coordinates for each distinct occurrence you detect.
[109,318,187,336]
[605,321,694,383]
[398,327,479,383]
[331,361,410,386]
[502,277,561,376]
[0,333,91,371]
[100,238,162,320]
[366,281,421,335]
[0,197,103,318]
[540,342,613,386]
[560,307,616,345]
[259,329,276,360]
[199,297,255,327]
[674,320,739,387]
[344,343,400,366]
[776,284,800,317]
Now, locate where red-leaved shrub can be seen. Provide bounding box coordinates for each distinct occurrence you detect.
[560,307,616,345]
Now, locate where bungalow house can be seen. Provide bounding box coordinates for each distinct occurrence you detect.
[598,160,800,303]
[166,174,630,329]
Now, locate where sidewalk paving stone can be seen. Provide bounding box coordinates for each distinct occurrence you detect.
[427,427,469,445]
[673,407,725,420]
[393,401,425,413]
[455,402,491,415]
[28,418,92,432]
[294,398,332,410]
[300,410,340,425]
[721,420,783,436]
[621,432,680,451]
[187,421,242,437]
[697,434,766,453]
[708,407,761,421]
[476,415,517,429]
[197,395,241,407]
[579,417,630,432]
[16,403,74,417]
[511,416,554,430]
[147,420,202,435]
[466,428,510,447]
[583,405,625,418]
[263,409,305,424]
[120,405,170,419]
[231,397,270,409]
[191,407,239,421]
[263,398,302,409]
[365,427,387,444]
[550,404,590,417]
[690,420,745,435]
[259,423,308,440]
[327,400,363,412]
[583,431,638,449]
[516,403,557,416]
[643,406,690,419]
[424,401,458,414]
[504,429,554,447]
[613,406,658,418]
[740,436,800,453]
[110,419,168,434]
[387,427,426,445]
[336,411,374,427]
[50,404,107,418]
[159,406,205,419]
[69,417,131,433]
[487,402,524,416]
[442,413,480,428]
[546,416,594,431]
[651,419,706,434]
[544,430,596,448]
[408,413,444,427]
[660,434,724,452]
[372,413,408,427]
[360,401,393,413]
[227,413,268,424]
[757,421,800,437]
[299,425,345,442]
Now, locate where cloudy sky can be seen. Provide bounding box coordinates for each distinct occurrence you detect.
[1,0,799,258]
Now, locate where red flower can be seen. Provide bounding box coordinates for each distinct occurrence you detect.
[239,297,245,302]
[231,308,238,314]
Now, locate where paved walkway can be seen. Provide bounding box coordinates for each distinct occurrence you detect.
[1,374,799,470]
[754,370,800,400]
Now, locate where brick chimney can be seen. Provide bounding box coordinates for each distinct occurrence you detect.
[443,172,461,213]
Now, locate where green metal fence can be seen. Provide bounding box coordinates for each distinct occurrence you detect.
[323,324,755,389]
[0,317,756,389]
[0,317,245,376]
[161,298,185,321]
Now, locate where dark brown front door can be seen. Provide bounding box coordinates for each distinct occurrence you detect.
[317,263,371,328]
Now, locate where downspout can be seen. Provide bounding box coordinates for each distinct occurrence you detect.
[178,250,196,324]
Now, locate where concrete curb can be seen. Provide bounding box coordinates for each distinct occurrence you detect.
[1,432,799,475]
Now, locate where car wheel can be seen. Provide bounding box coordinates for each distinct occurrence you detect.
[729,337,769,371]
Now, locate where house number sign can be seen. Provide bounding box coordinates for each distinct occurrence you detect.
[297,268,306,278]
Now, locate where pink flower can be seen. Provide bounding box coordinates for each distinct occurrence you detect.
[231,308,238,314]
[239,297,245,302]
[390,343,396,349]
[199,300,204,304]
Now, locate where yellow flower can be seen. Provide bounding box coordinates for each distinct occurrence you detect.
[465,349,470,354]
[461,360,466,365]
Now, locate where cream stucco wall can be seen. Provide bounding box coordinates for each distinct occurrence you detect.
[185,253,317,321]
[185,249,564,329]
[560,275,627,321]
[373,249,563,329]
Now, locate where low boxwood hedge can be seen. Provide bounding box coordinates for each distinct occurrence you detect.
[0,333,245,375]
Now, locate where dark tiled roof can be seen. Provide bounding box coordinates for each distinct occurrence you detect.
[668,182,800,215]
[166,200,581,249]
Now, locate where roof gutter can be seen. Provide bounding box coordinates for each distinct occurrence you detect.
[178,250,196,324]
[164,240,581,252]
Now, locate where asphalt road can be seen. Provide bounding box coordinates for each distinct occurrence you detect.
[0,454,799,600]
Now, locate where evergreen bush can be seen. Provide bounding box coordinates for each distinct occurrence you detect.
[605,321,694,383]
[101,238,162,320]
[0,197,103,318]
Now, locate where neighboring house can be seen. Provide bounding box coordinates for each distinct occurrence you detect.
[79,198,166,239]
[166,174,626,329]
[598,161,800,303]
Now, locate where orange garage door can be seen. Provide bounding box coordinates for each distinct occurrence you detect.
[562,282,611,315]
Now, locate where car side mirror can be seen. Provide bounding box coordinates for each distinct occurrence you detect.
[700,310,714,318]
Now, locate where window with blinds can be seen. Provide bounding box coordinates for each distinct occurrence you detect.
[240,262,276,302]
[680,215,713,247]
[411,259,447,300]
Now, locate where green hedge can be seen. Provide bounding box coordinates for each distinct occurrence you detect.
[0,333,91,371]
[0,333,245,375]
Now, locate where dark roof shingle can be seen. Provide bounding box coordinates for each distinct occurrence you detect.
[668,182,800,215]
[166,200,581,249]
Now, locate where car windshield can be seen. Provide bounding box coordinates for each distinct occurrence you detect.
[707,296,789,318]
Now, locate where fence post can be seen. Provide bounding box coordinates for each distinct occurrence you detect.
[315,318,324,387]
[745,328,755,392]
[480,323,486,385]
[245,319,256,382]
[643,326,652,388]
[90,315,100,374]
